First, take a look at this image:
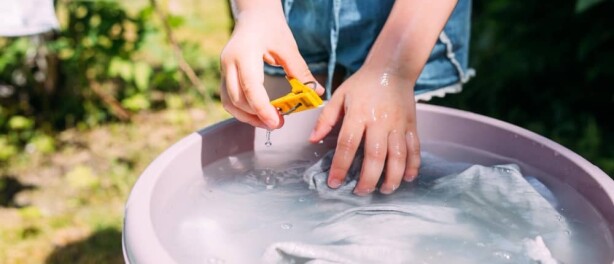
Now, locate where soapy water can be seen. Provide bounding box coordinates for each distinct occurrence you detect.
[155,143,613,264]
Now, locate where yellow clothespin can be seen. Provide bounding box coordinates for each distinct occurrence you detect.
[270,77,323,115]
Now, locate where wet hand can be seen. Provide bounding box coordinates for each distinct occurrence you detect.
[309,69,420,195]
[219,9,324,129]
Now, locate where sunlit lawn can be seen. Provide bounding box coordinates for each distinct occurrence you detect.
[0,1,231,263]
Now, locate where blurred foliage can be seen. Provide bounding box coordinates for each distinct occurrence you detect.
[0,0,220,163]
[431,0,614,175]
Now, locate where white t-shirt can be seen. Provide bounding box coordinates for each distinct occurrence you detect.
[0,0,59,36]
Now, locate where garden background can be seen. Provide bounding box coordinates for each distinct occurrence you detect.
[0,0,612,263]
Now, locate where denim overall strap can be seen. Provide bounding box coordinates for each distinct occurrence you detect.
[283,0,294,20]
[325,0,342,100]
[282,0,338,99]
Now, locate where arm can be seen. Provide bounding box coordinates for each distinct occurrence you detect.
[310,0,457,195]
[220,0,324,129]
[363,0,457,84]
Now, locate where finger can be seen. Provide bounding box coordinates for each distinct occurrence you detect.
[263,53,280,67]
[309,93,345,143]
[328,115,365,189]
[220,82,268,128]
[224,64,256,115]
[380,130,407,194]
[355,126,387,196]
[271,47,325,96]
[236,58,282,129]
[403,130,421,182]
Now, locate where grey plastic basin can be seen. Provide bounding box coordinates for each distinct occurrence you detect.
[122,104,614,263]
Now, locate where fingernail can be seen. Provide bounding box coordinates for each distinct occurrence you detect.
[265,116,279,129]
[403,174,417,182]
[354,187,374,196]
[403,168,419,182]
[380,184,397,195]
[309,130,317,141]
[328,178,342,189]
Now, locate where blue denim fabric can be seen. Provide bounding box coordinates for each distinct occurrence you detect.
[264,0,474,98]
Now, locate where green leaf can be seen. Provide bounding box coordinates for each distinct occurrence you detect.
[119,61,134,81]
[576,0,604,13]
[165,94,185,109]
[138,6,155,20]
[134,62,152,91]
[162,58,179,71]
[19,206,43,220]
[0,137,18,160]
[8,116,34,130]
[107,57,134,82]
[108,58,133,81]
[108,57,122,77]
[28,134,56,154]
[167,15,185,28]
[66,165,99,190]
[121,94,150,111]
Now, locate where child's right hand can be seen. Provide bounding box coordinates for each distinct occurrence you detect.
[219,5,324,129]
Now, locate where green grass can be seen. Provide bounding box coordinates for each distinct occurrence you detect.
[0,104,231,263]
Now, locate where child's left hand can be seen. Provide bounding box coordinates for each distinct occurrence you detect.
[309,67,421,196]
[307,0,458,196]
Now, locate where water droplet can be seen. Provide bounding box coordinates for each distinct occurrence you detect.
[318,140,324,144]
[493,251,511,260]
[265,130,272,147]
[281,223,293,230]
[298,197,306,202]
[264,175,276,189]
[565,230,572,236]
[554,152,560,157]
[314,152,319,158]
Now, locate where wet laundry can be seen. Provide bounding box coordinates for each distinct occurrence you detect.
[262,151,570,263]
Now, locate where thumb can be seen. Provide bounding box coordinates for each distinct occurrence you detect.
[270,47,325,96]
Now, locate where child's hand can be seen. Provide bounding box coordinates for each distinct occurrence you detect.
[219,7,323,129]
[309,68,420,195]
[306,0,457,195]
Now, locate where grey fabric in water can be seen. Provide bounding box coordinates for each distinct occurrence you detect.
[263,151,570,264]
[303,148,369,205]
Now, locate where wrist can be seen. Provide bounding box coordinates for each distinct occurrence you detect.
[353,64,416,97]
[232,1,285,23]
[360,61,418,87]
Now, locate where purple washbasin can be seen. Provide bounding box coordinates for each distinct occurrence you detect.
[122,103,614,263]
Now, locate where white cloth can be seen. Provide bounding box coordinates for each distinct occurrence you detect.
[0,0,59,36]
[262,151,570,263]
